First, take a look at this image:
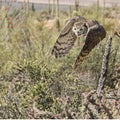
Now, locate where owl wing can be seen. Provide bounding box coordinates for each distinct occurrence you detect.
[52,18,77,58]
[52,16,86,58]
[74,24,106,69]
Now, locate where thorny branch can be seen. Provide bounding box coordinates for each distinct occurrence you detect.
[97,36,113,97]
[97,31,120,97]
[81,90,120,119]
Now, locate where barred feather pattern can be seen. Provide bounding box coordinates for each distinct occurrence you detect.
[52,16,106,69]
[74,24,106,69]
[52,30,77,58]
[52,16,86,58]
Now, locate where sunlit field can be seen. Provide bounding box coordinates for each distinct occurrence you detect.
[0,0,120,119]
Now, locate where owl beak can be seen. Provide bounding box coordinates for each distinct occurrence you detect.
[77,31,87,37]
[77,31,82,36]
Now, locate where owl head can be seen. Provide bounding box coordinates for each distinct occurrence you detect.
[72,22,88,37]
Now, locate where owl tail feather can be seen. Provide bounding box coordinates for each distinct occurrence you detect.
[74,50,89,69]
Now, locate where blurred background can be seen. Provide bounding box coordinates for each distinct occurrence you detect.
[1,0,120,10]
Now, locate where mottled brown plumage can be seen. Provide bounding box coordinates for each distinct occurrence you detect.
[52,16,86,58]
[52,16,106,69]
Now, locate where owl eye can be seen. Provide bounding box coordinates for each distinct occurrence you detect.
[74,27,76,30]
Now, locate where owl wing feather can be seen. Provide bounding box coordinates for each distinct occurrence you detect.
[52,16,86,58]
[74,24,106,69]
[52,18,77,58]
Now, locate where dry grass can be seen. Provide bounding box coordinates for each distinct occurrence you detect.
[0,3,120,119]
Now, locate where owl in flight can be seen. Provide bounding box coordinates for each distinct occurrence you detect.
[52,16,106,69]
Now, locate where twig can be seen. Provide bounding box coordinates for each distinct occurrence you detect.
[31,97,60,118]
[114,31,120,38]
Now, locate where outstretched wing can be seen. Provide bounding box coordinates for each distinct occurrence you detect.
[52,18,77,58]
[74,24,106,69]
[52,16,86,58]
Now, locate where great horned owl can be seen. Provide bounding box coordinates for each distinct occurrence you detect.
[52,16,106,69]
